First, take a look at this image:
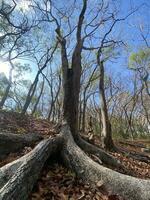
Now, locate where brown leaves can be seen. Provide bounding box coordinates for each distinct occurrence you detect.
[0,110,56,137]
[0,146,33,167]
[30,164,108,200]
[111,151,150,179]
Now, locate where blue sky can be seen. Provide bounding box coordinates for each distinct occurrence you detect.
[105,0,150,77]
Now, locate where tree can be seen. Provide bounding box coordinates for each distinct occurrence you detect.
[21,44,58,115]
[0,1,150,200]
[129,49,150,96]
[0,0,39,109]
[31,77,45,116]
[98,60,114,150]
[129,49,150,131]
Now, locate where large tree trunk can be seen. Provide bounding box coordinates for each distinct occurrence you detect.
[0,135,63,200]
[63,67,79,137]
[55,0,87,140]
[57,36,81,140]
[0,132,43,160]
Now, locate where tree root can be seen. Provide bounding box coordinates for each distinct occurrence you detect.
[76,136,124,169]
[61,124,150,200]
[0,135,63,200]
[0,132,43,160]
[115,146,150,163]
[0,124,150,200]
[119,140,146,148]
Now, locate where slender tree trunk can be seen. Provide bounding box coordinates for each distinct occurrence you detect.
[47,75,61,121]
[0,84,11,109]
[0,61,13,109]
[82,66,97,132]
[22,44,58,115]
[140,85,150,125]
[31,78,45,116]
[82,97,87,132]
[21,76,39,115]
[99,61,114,150]
[78,95,82,131]
[56,97,61,122]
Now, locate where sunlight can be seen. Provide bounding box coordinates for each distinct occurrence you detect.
[0,61,10,79]
[17,0,31,11]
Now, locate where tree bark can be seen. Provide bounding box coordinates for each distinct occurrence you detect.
[0,135,63,200]
[98,61,114,150]
[0,59,14,109]
[76,136,123,168]
[31,78,45,116]
[21,44,58,115]
[61,124,150,200]
[21,75,39,115]
[55,0,87,140]
[0,84,11,109]
[0,132,43,160]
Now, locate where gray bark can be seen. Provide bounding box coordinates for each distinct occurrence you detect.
[61,123,150,200]
[98,61,114,150]
[77,136,123,168]
[0,135,63,200]
[31,78,45,116]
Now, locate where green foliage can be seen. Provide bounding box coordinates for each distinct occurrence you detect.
[33,110,43,118]
[129,48,150,69]
[14,63,31,80]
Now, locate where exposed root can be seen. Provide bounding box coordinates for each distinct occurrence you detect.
[0,132,43,160]
[60,124,150,200]
[77,136,124,169]
[0,124,150,200]
[115,146,150,163]
[0,135,63,200]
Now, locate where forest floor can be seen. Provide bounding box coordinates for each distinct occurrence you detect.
[0,110,150,200]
